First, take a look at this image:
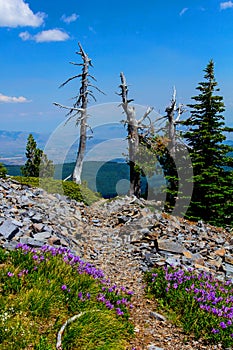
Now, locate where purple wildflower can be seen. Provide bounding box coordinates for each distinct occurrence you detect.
[116,308,124,316]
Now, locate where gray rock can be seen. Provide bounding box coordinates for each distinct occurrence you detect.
[0,220,19,240]
[33,232,51,241]
[31,214,43,223]
[158,240,184,254]
[11,219,24,228]
[20,237,45,247]
[149,311,167,322]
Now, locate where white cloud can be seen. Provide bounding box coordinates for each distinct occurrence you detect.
[0,93,30,103]
[19,31,31,41]
[0,0,45,28]
[61,13,79,24]
[19,29,70,42]
[220,1,233,10]
[179,7,188,16]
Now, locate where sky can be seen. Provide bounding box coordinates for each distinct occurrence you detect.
[1,0,233,134]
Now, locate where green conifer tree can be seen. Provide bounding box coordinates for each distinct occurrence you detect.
[21,134,43,177]
[0,163,7,178]
[182,60,233,226]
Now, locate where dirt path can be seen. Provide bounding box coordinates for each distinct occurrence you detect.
[82,200,224,350]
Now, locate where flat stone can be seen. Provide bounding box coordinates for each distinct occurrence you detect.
[33,232,51,241]
[20,237,45,247]
[0,220,19,240]
[11,219,24,228]
[157,240,184,254]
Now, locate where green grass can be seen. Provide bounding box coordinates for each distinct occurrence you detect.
[145,265,233,348]
[10,176,101,205]
[0,245,134,349]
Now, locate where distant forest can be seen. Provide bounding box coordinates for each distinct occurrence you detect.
[5,161,165,199]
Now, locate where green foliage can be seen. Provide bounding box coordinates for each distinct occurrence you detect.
[21,134,54,178]
[0,245,133,349]
[0,162,7,178]
[182,60,233,227]
[11,176,101,205]
[145,266,233,348]
[21,134,43,177]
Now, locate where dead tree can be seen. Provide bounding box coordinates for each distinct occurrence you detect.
[161,88,186,210]
[54,42,103,184]
[118,72,153,198]
[164,87,185,160]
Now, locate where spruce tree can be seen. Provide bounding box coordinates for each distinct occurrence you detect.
[182,60,233,226]
[0,163,7,178]
[21,134,43,177]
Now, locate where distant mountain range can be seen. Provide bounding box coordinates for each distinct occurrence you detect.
[0,130,50,165]
[0,128,233,166]
[0,124,127,165]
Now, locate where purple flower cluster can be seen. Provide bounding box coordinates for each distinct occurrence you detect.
[15,243,134,317]
[152,265,233,337]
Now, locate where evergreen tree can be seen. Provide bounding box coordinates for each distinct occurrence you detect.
[0,163,7,178]
[21,134,43,177]
[182,60,233,226]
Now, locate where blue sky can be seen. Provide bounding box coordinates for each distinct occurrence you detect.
[1,0,233,133]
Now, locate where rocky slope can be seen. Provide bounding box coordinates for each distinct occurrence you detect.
[0,177,232,349]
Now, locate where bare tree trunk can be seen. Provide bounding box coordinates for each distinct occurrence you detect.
[72,44,89,184]
[119,72,141,197]
[54,42,104,185]
[119,73,154,198]
[73,110,87,184]
[166,88,177,160]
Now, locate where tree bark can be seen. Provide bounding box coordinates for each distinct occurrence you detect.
[72,44,89,184]
[119,73,141,197]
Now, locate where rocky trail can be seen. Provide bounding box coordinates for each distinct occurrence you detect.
[0,178,232,349]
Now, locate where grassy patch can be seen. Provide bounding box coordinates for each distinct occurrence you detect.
[0,245,134,349]
[145,265,233,348]
[10,176,101,205]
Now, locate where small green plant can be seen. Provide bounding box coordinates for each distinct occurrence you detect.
[11,176,101,205]
[0,244,134,349]
[145,265,233,348]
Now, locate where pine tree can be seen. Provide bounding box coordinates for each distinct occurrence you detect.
[182,60,233,226]
[21,134,43,177]
[0,163,7,178]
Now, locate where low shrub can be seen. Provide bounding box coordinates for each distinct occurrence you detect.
[11,176,101,205]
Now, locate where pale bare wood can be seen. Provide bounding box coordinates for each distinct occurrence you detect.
[54,42,104,184]
[118,72,153,198]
